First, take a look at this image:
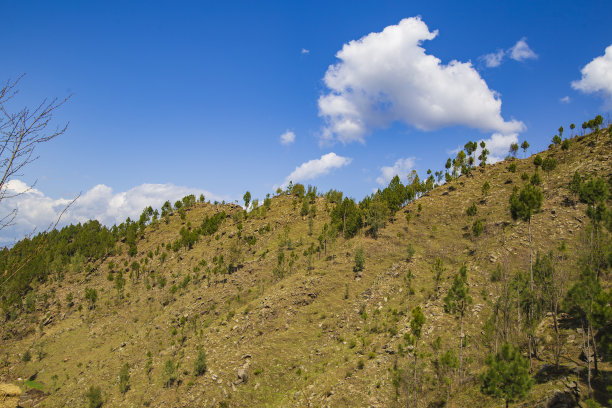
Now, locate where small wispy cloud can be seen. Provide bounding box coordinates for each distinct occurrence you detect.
[509,37,538,61]
[278,153,351,189]
[301,48,310,54]
[560,96,571,104]
[280,130,296,145]
[480,37,537,68]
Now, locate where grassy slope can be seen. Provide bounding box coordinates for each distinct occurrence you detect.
[1,130,611,407]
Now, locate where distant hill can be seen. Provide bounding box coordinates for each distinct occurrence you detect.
[1,126,611,407]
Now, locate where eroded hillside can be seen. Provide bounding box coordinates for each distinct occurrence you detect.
[1,129,611,407]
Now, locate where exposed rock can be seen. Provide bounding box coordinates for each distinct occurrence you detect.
[546,391,577,408]
[237,367,248,384]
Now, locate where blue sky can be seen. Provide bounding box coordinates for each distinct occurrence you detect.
[1,0,611,242]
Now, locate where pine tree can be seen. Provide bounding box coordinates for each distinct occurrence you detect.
[444,265,473,383]
[481,343,533,408]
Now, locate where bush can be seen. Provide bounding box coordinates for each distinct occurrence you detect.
[86,385,103,408]
[119,363,130,394]
[472,219,484,237]
[406,243,415,262]
[22,350,32,362]
[194,350,207,376]
[466,203,477,217]
[162,359,177,387]
[507,162,517,173]
[354,248,365,272]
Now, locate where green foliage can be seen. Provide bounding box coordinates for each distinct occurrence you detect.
[243,191,251,209]
[354,247,365,272]
[86,385,103,408]
[480,343,533,406]
[406,243,415,262]
[194,350,207,376]
[330,197,363,239]
[0,220,116,310]
[561,139,570,151]
[85,288,98,310]
[530,171,541,186]
[119,363,130,394]
[22,350,31,362]
[472,219,484,237]
[532,154,542,168]
[552,134,562,145]
[291,183,305,198]
[509,142,519,157]
[162,359,177,387]
[300,199,309,217]
[509,184,543,222]
[432,258,445,294]
[200,212,226,236]
[481,181,491,197]
[507,162,517,173]
[410,306,425,341]
[444,265,472,316]
[520,140,530,156]
[364,198,388,238]
[541,157,557,179]
[466,203,477,217]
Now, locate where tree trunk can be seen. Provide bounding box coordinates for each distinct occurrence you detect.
[414,343,418,408]
[459,312,464,384]
[583,320,592,398]
[553,301,560,369]
[589,322,599,375]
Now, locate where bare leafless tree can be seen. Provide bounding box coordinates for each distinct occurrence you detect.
[0,75,70,230]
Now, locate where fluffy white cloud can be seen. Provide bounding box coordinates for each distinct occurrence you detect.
[376,157,416,186]
[318,17,524,145]
[509,38,537,61]
[279,153,351,189]
[477,133,518,163]
[571,45,612,107]
[481,49,505,68]
[0,181,223,244]
[280,130,296,145]
[560,96,571,103]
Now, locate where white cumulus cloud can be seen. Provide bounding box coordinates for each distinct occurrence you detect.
[0,181,223,244]
[477,133,518,163]
[571,44,612,107]
[318,17,524,145]
[279,153,351,189]
[509,38,538,62]
[280,130,296,145]
[376,157,416,186]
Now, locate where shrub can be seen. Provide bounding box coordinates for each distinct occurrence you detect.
[354,248,365,272]
[466,203,477,217]
[22,350,31,362]
[194,350,207,376]
[507,162,517,173]
[119,363,130,393]
[472,219,484,237]
[86,385,103,408]
[406,243,415,262]
[162,359,177,387]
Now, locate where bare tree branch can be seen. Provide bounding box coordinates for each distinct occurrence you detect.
[0,75,71,231]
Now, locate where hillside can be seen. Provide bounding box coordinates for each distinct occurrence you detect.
[1,129,611,407]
